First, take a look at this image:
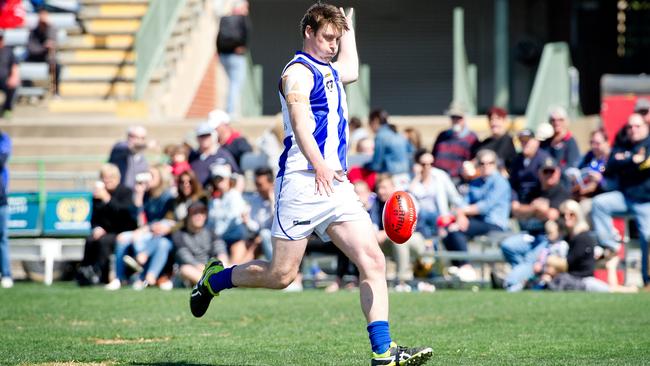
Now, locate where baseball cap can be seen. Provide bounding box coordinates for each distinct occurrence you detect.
[534,123,555,141]
[487,106,507,119]
[207,109,231,129]
[634,97,650,113]
[539,157,559,171]
[445,102,466,118]
[517,128,535,139]
[187,200,207,214]
[195,122,214,137]
[210,164,232,179]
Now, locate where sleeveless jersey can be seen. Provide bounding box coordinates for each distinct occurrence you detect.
[277,51,349,177]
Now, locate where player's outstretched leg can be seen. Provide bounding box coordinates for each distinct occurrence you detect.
[190,258,226,318]
[371,342,433,366]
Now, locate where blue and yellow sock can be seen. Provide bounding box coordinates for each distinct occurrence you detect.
[367,320,392,355]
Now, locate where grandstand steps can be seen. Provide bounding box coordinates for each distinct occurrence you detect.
[79,4,148,18]
[61,65,164,83]
[60,34,134,50]
[79,18,141,34]
[59,49,135,64]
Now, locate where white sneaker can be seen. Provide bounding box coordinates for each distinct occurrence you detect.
[158,280,173,291]
[394,283,412,293]
[104,279,121,291]
[1,277,13,288]
[417,281,436,293]
[283,279,303,292]
[456,265,478,282]
[132,280,148,291]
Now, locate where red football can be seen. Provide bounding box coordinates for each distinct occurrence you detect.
[382,191,417,244]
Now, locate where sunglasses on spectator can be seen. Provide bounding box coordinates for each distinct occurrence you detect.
[549,117,565,122]
[541,168,556,175]
[560,211,575,218]
[637,109,649,116]
[478,160,495,166]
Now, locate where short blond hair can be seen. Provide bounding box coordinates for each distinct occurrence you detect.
[99,163,121,180]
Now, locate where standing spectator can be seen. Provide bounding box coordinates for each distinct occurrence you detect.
[108,126,149,190]
[365,109,411,190]
[217,0,251,117]
[0,32,19,119]
[432,103,479,182]
[174,201,228,286]
[473,107,516,172]
[189,121,240,187]
[0,128,10,288]
[591,113,650,290]
[26,9,60,96]
[408,149,463,239]
[243,167,274,260]
[77,164,137,286]
[539,106,581,170]
[209,109,252,167]
[499,157,571,291]
[509,128,552,205]
[444,149,511,281]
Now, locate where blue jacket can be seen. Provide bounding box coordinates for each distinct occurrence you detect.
[0,132,11,207]
[365,124,411,175]
[467,172,511,230]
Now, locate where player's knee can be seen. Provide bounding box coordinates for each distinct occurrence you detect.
[357,249,386,276]
[269,269,298,289]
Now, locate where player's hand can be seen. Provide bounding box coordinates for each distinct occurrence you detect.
[314,164,343,196]
[339,7,354,31]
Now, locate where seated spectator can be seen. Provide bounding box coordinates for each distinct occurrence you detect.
[499,157,571,291]
[548,200,637,293]
[207,164,251,264]
[612,98,650,149]
[568,128,611,215]
[173,201,228,286]
[210,109,252,167]
[443,149,511,281]
[168,144,191,178]
[408,149,463,239]
[348,116,369,152]
[403,127,422,152]
[26,9,60,96]
[0,32,19,119]
[473,107,516,173]
[432,103,479,183]
[108,126,149,190]
[531,220,569,288]
[77,164,137,286]
[166,170,207,232]
[509,128,551,205]
[243,167,274,260]
[256,115,283,173]
[370,174,434,292]
[365,109,411,190]
[591,113,650,291]
[539,106,581,170]
[189,121,240,187]
[109,164,176,290]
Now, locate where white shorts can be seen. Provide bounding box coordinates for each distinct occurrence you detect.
[271,171,369,242]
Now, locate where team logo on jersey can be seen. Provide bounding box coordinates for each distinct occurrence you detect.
[293,220,311,225]
[326,79,334,92]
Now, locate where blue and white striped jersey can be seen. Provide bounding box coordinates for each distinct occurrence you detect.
[277,51,349,177]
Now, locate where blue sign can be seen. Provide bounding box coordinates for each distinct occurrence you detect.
[8,192,40,236]
[43,191,92,236]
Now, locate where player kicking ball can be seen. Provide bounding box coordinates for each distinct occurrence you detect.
[190,3,432,365]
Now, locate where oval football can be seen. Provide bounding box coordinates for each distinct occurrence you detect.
[382,191,417,244]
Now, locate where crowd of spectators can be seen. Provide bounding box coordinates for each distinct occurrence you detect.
[74,98,650,293]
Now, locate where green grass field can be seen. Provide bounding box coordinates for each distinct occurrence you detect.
[1,283,649,366]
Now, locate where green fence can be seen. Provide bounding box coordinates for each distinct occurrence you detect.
[134,0,187,99]
[452,7,477,115]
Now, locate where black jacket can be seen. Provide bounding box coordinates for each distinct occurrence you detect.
[605,135,650,203]
[90,185,137,234]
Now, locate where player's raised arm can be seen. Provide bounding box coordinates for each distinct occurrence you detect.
[334,7,358,84]
[282,64,343,196]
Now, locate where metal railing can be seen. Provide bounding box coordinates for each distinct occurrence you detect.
[134,0,187,99]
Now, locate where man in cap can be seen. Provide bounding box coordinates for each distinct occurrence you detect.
[208,109,252,167]
[432,102,479,183]
[189,122,240,187]
[508,126,552,205]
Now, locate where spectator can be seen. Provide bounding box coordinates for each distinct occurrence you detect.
[370,174,434,292]
[408,149,463,239]
[365,109,411,190]
[403,127,422,152]
[243,167,274,260]
[109,164,176,290]
[612,98,650,149]
[209,109,252,167]
[217,0,251,117]
[509,127,552,205]
[77,164,137,286]
[569,128,610,211]
[499,157,571,291]
[174,201,228,286]
[207,164,251,264]
[108,126,149,190]
[548,200,637,293]
[591,113,650,290]
[0,32,19,119]
[256,115,284,173]
[169,144,191,178]
[166,170,207,232]
[444,149,511,282]
[26,9,60,96]
[348,116,369,152]
[539,106,581,170]
[189,121,240,187]
[0,128,10,288]
[432,103,479,182]
[473,106,516,172]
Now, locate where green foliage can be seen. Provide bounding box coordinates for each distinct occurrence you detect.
[1,284,649,365]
